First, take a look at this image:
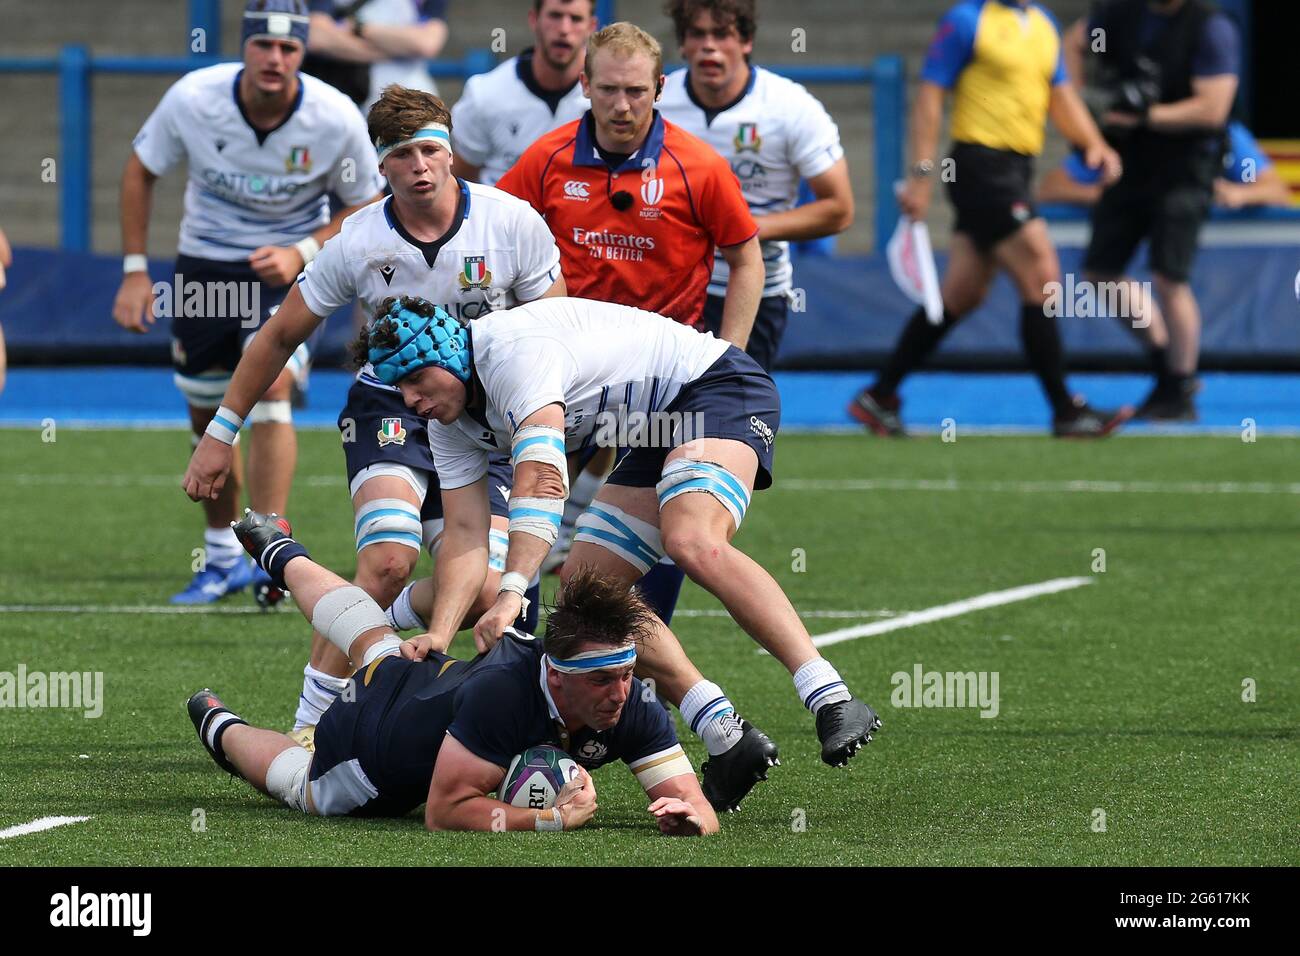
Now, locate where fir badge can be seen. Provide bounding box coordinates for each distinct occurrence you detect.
[458,255,492,291]
[285,146,312,173]
[734,122,761,153]
[377,417,407,446]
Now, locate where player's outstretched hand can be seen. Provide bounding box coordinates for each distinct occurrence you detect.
[648,796,706,837]
[248,245,304,286]
[472,592,521,654]
[555,766,597,831]
[182,434,234,502]
[112,272,156,333]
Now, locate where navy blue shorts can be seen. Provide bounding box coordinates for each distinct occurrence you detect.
[169,255,291,377]
[606,347,780,492]
[702,293,789,372]
[338,381,512,522]
[310,653,461,818]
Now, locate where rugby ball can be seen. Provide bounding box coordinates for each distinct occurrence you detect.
[498,745,581,810]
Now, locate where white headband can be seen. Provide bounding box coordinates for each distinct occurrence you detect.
[546,644,638,675]
[375,124,452,163]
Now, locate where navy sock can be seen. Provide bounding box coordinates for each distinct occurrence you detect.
[258,538,309,592]
[637,560,686,625]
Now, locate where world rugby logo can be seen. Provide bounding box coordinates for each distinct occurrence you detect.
[640,177,664,206]
[564,180,590,200]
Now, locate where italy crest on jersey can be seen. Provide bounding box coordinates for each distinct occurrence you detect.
[458,255,492,291]
[285,146,312,174]
[734,123,762,153]
[377,417,407,446]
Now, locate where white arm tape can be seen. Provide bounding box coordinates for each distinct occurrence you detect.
[630,745,695,791]
[508,496,563,547]
[123,254,149,274]
[511,425,570,495]
[498,571,531,620]
[204,405,245,445]
[294,235,321,265]
[310,585,393,660]
[534,807,563,832]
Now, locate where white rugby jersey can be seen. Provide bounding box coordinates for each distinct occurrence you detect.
[451,49,589,186]
[430,297,730,489]
[358,0,445,109]
[658,66,844,298]
[133,63,382,262]
[297,180,562,391]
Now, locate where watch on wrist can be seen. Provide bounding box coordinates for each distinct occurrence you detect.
[909,159,935,179]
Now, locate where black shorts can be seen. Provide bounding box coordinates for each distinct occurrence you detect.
[702,293,789,372]
[310,653,467,818]
[338,380,512,522]
[1083,173,1213,283]
[169,255,291,378]
[945,142,1038,250]
[606,347,780,492]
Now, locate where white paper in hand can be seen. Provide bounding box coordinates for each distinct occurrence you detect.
[886,216,943,325]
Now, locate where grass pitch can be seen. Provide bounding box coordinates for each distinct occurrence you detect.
[0,428,1296,866]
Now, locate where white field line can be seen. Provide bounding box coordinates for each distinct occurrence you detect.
[0,816,92,840]
[676,608,896,619]
[778,478,1300,495]
[5,473,1298,495]
[761,576,1095,652]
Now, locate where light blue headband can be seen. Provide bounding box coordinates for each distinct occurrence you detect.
[547,645,638,675]
[375,124,452,163]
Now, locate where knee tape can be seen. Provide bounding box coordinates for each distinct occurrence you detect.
[574,503,664,575]
[488,527,509,573]
[266,746,311,813]
[247,399,292,424]
[656,459,752,530]
[310,585,392,659]
[356,498,422,553]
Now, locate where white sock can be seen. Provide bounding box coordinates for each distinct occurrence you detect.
[293,664,351,732]
[204,527,242,569]
[204,710,241,752]
[794,658,852,714]
[679,679,744,756]
[558,468,605,545]
[385,583,426,632]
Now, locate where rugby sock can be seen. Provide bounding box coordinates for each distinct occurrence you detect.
[258,537,309,591]
[1019,303,1075,416]
[874,306,960,397]
[557,468,605,548]
[680,680,744,756]
[204,527,243,570]
[793,658,851,714]
[293,664,350,732]
[385,583,426,632]
[637,558,685,626]
[203,709,247,772]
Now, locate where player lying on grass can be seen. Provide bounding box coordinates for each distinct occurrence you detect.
[362,294,882,812]
[188,510,716,834]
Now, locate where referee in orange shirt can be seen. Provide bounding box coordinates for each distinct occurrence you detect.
[497,21,763,625]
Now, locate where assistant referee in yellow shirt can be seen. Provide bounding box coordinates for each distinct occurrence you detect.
[850,0,1127,438]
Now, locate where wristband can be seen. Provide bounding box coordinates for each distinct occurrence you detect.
[498,571,530,619]
[123,254,149,274]
[294,236,321,266]
[534,807,563,832]
[204,405,244,445]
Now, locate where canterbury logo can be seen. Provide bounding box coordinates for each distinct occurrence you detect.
[563,180,590,199]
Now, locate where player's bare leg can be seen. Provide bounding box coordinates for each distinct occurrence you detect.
[172,404,252,604]
[245,368,298,515]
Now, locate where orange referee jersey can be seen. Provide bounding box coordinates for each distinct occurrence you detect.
[496,110,758,325]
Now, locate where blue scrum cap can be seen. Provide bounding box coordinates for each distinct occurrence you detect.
[241,0,311,50]
[368,299,472,386]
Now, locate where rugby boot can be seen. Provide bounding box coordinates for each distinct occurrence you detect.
[1052,397,1133,438]
[702,720,780,812]
[817,697,883,768]
[170,558,254,605]
[187,688,245,777]
[848,387,905,437]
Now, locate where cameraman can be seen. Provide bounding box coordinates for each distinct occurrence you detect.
[1066,0,1240,421]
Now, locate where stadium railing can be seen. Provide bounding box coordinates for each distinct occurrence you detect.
[0,0,905,255]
